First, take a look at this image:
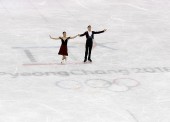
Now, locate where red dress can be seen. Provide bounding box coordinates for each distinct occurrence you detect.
[58,37,70,56]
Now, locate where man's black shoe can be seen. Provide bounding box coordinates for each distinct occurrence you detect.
[84,59,87,62]
[88,59,92,62]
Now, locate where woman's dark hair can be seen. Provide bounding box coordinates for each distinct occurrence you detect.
[63,31,66,34]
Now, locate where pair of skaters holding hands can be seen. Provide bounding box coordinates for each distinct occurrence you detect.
[49,25,107,63]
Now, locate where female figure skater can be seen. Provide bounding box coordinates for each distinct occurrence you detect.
[49,32,78,63]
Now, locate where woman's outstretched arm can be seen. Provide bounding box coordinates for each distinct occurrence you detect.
[49,35,60,40]
[69,34,78,39]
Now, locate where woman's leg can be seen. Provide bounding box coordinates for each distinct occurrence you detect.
[64,55,67,62]
[61,55,64,63]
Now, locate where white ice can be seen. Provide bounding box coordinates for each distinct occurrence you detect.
[0,0,170,122]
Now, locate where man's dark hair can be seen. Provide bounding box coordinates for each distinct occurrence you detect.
[87,25,91,28]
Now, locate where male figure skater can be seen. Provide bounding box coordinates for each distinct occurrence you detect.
[79,25,107,62]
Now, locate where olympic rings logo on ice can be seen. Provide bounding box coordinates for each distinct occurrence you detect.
[56,78,140,92]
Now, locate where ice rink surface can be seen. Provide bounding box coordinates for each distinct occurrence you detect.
[0,0,170,121]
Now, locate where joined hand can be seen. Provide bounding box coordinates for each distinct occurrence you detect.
[103,29,107,32]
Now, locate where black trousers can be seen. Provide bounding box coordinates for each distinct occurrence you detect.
[85,39,93,60]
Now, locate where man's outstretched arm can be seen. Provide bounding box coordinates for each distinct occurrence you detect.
[79,32,86,37]
[93,29,107,34]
